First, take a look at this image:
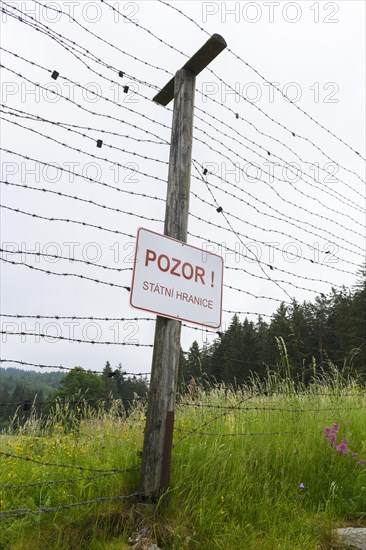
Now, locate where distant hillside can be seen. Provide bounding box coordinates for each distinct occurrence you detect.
[0,368,65,400]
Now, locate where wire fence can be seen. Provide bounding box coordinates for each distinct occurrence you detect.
[0,0,365,525]
[0,391,364,519]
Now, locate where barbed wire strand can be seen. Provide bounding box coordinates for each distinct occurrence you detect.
[0,171,165,225]
[5,2,364,197]
[189,191,362,269]
[2,201,360,280]
[0,257,134,293]
[191,128,364,225]
[192,158,365,247]
[0,450,138,473]
[2,104,166,145]
[1,55,363,252]
[0,358,150,376]
[157,0,365,161]
[4,109,363,245]
[192,109,364,213]
[191,172,364,258]
[0,492,141,519]
[3,45,363,247]
[101,0,366,172]
[0,472,122,490]
[5,4,363,206]
[0,328,154,347]
[0,248,132,274]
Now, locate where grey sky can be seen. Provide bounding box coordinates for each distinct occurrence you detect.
[1,0,365,374]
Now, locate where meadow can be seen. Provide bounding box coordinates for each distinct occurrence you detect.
[0,370,365,550]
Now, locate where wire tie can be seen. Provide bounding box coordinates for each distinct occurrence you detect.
[51,70,59,80]
[216,206,223,213]
[123,86,129,93]
[97,140,103,148]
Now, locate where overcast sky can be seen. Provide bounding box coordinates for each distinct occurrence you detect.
[1,0,365,375]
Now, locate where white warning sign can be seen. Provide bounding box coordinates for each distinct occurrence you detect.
[130,228,223,328]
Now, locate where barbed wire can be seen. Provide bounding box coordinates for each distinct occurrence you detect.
[173,394,254,445]
[29,0,168,75]
[0,314,152,322]
[0,312,223,336]
[3,135,361,267]
[2,4,161,94]
[1,106,168,162]
[1,191,359,303]
[0,472,121,490]
[102,0,366,177]
[192,109,363,213]
[0,117,168,189]
[0,396,147,408]
[2,104,167,145]
[200,75,366,179]
[1,50,361,256]
[18,90,359,257]
[6,101,360,221]
[179,402,366,412]
[3,179,356,292]
[0,491,141,519]
[194,97,365,193]
[193,159,365,249]
[1,397,361,413]
[1,220,332,307]
[0,358,150,375]
[0,257,133,292]
[4,2,365,202]
[157,0,365,161]
[190,191,362,271]
[0,328,154,347]
[1,112,168,170]
[189,229,355,281]
[0,63,169,145]
[190,215,349,285]
[192,172,364,259]
[0,47,169,134]
[193,162,294,302]
[0,248,132,274]
[175,428,299,437]
[8,1,363,207]
[2,52,363,254]
[3,199,359,283]
[0,204,136,240]
[0,450,138,473]
[2,201,356,289]
[0,176,164,225]
[0,241,352,310]
[7,97,363,252]
[191,125,364,225]
[196,161,320,299]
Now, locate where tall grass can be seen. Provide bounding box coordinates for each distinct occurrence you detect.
[0,370,365,549]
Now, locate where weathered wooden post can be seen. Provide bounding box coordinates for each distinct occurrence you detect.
[140,34,227,499]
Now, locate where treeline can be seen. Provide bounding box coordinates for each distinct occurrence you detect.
[179,271,366,386]
[0,368,64,407]
[0,362,148,429]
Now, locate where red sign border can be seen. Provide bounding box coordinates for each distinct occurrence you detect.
[129,227,224,329]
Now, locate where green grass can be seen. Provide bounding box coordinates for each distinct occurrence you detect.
[0,372,365,549]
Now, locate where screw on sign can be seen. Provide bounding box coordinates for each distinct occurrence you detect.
[130,228,223,328]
